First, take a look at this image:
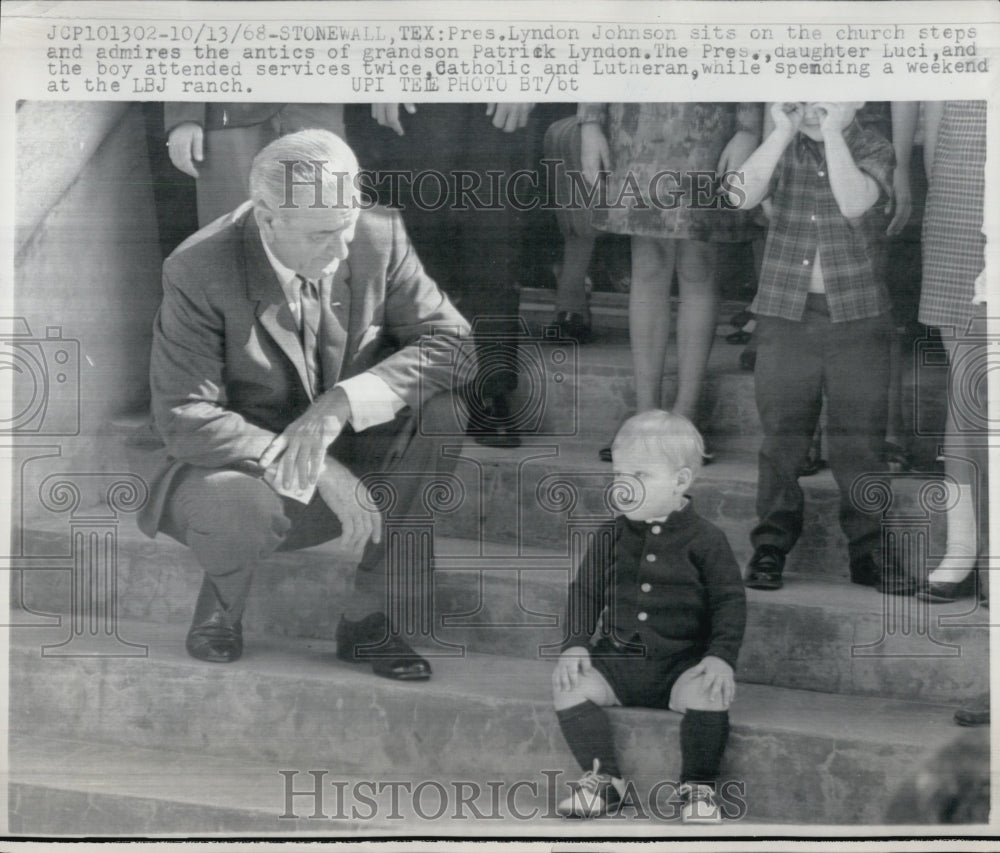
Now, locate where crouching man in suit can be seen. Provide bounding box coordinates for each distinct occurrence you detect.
[138,129,472,680]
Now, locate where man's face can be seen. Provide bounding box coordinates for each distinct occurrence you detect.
[611,446,688,521]
[259,199,359,280]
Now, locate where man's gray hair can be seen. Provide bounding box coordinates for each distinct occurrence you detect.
[249,129,360,211]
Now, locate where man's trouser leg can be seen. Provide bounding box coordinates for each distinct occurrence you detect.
[336,391,464,617]
[162,468,297,623]
[161,392,463,623]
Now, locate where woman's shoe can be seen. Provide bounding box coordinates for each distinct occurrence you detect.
[554,310,593,344]
[725,329,752,345]
[916,571,977,603]
[885,441,913,473]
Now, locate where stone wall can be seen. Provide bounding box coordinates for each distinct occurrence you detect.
[14,102,163,444]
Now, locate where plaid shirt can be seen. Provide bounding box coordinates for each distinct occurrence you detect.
[752,120,895,322]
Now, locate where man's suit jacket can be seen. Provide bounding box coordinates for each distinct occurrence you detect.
[138,202,471,537]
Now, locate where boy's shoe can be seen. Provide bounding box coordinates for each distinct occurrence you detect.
[850,553,916,596]
[745,545,785,590]
[678,783,722,824]
[556,759,622,818]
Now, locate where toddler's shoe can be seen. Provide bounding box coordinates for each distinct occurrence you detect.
[678,782,722,824]
[556,759,622,818]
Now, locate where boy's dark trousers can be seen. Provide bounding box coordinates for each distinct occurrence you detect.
[752,294,891,563]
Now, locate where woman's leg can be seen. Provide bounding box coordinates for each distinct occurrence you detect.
[673,239,719,421]
[555,233,595,315]
[928,337,984,583]
[629,236,677,411]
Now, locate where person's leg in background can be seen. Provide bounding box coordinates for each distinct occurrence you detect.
[629,236,677,413]
[747,312,823,589]
[823,310,914,594]
[673,239,718,424]
[142,103,199,258]
[883,147,927,472]
[543,113,598,342]
[454,103,535,446]
[273,103,346,140]
[918,327,987,599]
[195,121,278,226]
[344,103,519,445]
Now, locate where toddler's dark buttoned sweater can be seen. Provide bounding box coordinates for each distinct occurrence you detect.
[562,499,747,668]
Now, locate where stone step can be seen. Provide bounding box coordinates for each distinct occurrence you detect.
[434,441,950,569]
[8,735,807,835]
[502,313,948,449]
[519,286,632,332]
[9,619,959,827]
[14,431,953,577]
[7,735,551,835]
[15,519,985,705]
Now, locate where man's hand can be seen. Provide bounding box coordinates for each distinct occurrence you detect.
[259,387,352,492]
[580,123,611,185]
[687,655,735,707]
[316,458,383,553]
[886,167,913,236]
[372,103,417,136]
[552,646,592,692]
[485,102,534,132]
[167,122,204,178]
[770,102,803,140]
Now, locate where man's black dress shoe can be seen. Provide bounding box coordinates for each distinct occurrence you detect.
[797,456,827,477]
[186,578,243,663]
[469,393,522,448]
[336,612,431,681]
[850,553,917,596]
[916,571,976,603]
[745,545,785,590]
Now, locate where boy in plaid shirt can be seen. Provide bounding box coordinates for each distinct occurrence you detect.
[731,102,913,595]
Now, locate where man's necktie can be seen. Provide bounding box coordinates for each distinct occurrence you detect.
[297,274,323,396]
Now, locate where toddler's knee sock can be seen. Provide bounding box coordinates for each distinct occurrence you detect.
[556,700,621,778]
[680,710,730,784]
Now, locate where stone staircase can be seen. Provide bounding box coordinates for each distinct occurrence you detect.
[7,298,985,834]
